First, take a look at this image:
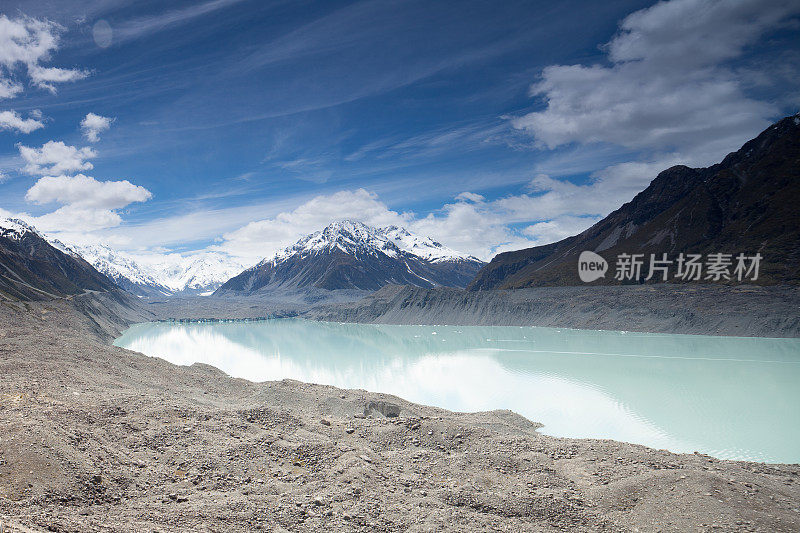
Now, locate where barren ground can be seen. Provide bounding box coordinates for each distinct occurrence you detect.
[0,292,798,532]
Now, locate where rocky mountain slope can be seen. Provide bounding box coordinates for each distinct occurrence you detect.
[215,220,484,294]
[469,114,800,289]
[306,283,800,337]
[53,243,173,297]
[0,218,116,301]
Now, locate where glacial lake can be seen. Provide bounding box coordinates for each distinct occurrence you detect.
[114,319,800,464]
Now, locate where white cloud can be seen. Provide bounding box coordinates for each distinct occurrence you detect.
[26,174,152,209]
[0,14,89,95]
[218,189,410,260]
[492,158,684,229]
[215,188,543,262]
[606,0,798,68]
[23,174,152,232]
[18,141,97,175]
[0,110,44,133]
[497,0,800,252]
[27,65,89,93]
[512,0,798,162]
[80,112,114,142]
[410,199,533,260]
[0,78,22,99]
[522,215,601,245]
[454,191,485,203]
[29,205,126,233]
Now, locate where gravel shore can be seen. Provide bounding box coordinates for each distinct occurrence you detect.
[1,292,799,532]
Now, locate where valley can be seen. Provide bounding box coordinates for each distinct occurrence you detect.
[1,115,799,532]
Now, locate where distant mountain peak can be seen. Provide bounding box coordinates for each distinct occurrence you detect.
[0,217,40,241]
[218,221,485,294]
[263,220,477,266]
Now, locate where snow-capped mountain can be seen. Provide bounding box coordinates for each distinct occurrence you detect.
[64,244,174,297]
[381,225,476,262]
[144,253,248,295]
[0,217,116,300]
[216,220,485,294]
[61,243,247,297]
[0,217,39,242]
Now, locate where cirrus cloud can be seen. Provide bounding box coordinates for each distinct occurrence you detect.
[0,14,89,95]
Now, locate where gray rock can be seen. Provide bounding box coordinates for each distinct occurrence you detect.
[364,400,401,418]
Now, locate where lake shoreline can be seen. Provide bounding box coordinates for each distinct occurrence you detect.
[116,318,800,463]
[2,291,799,532]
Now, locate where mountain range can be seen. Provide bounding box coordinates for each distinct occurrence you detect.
[60,244,247,297]
[0,218,116,300]
[215,220,486,294]
[2,114,797,304]
[469,113,800,289]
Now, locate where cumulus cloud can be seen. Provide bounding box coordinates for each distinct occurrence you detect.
[217,188,547,262]
[218,189,410,260]
[26,174,152,209]
[410,198,533,259]
[0,15,89,95]
[23,174,152,232]
[490,159,686,233]
[512,0,799,162]
[18,141,97,175]
[0,110,44,133]
[80,112,114,142]
[496,0,800,250]
[30,205,127,232]
[0,78,22,99]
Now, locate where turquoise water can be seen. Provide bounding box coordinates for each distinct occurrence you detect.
[114,319,800,463]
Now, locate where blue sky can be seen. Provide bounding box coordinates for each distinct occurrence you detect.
[1,0,798,262]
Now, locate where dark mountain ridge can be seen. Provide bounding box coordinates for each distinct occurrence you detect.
[469,114,800,289]
[0,218,116,301]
